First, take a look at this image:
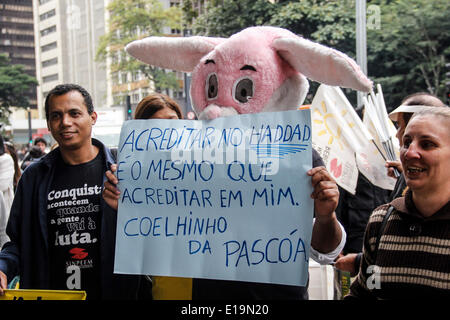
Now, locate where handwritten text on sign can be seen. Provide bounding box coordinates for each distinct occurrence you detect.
[113,110,314,286]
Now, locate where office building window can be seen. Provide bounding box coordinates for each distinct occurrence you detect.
[3,4,32,12]
[39,0,53,5]
[133,71,142,82]
[41,41,57,52]
[121,72,128,84]
[113,94,126,105]
[40,25,56,37]
[43,73,58,83]
[133,93,140,103]
[42,57,58,68]
[40,9,55,21]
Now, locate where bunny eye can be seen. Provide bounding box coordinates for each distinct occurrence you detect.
[233,77,253,103]
[206,73,218,100]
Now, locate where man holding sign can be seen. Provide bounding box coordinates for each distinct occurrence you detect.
[104,110,344,299]
[0,84,151,299]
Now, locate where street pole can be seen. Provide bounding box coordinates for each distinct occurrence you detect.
[27,107,32,146]
[183,28,193,117]
[126,95,132,120]
[356,0,368,110]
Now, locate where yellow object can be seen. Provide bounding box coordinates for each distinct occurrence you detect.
[0,289,86,300]
[152,276,192,300]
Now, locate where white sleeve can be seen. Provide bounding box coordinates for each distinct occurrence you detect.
[0,192,9,248]
[0,154,14,193]
[309,218,346,265]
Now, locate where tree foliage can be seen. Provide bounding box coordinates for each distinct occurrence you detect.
[96,0,182,94]
[190,0,277,36]
[0,53,38,121]
[184,0,449,110]
[367,0,450,108]
[187,0,357,103]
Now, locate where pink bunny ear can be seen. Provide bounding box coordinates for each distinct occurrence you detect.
[272,37,373,92]
[125,36,225,72]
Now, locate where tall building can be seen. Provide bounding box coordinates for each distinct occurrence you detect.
[33,0,108,119]
[105,0,188,116]
[0,0,37,109]
[0,0,39,144]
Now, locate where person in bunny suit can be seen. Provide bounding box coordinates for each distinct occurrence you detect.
[104,26,373,299]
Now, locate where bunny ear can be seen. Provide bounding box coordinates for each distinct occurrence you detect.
[125,36,225,72]
[272,37,373,92]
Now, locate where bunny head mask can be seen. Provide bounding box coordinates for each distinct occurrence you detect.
[126,26,372,120]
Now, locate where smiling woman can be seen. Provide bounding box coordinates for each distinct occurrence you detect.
[347,107,450,300]
[400,108,450,216]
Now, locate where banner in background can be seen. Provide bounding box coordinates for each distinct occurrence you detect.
[311,84,398,193]
[311,85,372,194]
[356,113,397,190]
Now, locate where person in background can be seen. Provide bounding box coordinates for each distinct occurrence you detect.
[134,93,182,120]
[335,92,447,276]
[0,193,8,248]
[347,107,450,299]
[20,137,48,171]
[4,142,22,192]
[0,136,14,214]
[0,84,151,299]
[16,146,27,162]
[33,137,47,154]
[0,136,14,248]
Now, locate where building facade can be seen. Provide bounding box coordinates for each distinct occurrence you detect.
[105,0,189,117]
[33,0,107,118]
[0,0,40,144]
[6,0,200,145]
[0,0,37,109]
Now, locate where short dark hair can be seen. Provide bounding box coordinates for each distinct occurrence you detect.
[33,137,47,146]
[45,84,94,121]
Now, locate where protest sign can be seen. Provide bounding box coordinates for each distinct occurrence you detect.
[113,110,314,286]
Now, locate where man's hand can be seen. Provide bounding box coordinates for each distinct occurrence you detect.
[103,164,120,211]
[385,160,403,178]
[307,166,339,221]
[335,253,359,276]
[0,270,7,295]
[308,166,342,254]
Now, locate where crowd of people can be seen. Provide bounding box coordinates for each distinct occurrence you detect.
[0,83,448,300]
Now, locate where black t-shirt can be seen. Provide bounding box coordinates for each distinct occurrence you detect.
[47,151,104,299]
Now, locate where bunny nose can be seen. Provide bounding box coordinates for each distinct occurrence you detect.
[198,104,239,120]
[204,104,222,120]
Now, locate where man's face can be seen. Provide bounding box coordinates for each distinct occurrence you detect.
[47,91,97,151]
[36,141,46,153]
